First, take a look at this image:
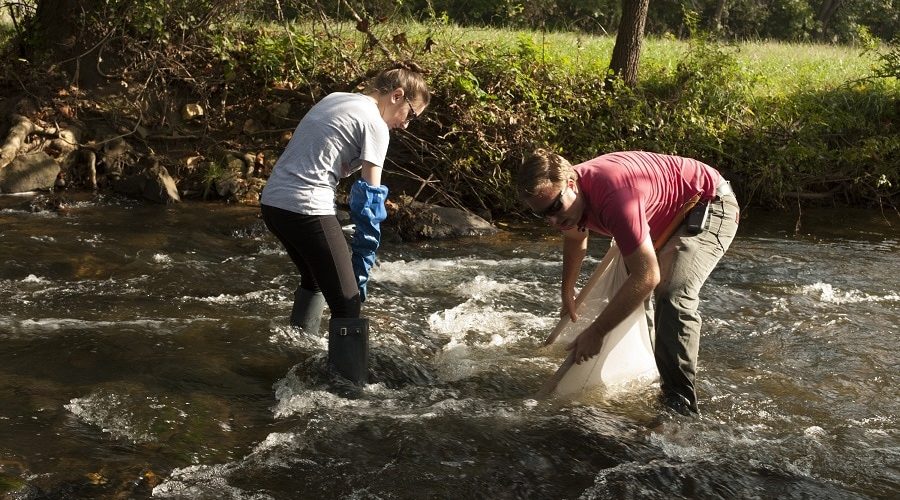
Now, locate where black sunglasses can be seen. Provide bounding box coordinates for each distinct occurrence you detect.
[535,189,565,217]
[404,97,418,124]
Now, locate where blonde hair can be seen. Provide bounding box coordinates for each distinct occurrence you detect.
[366,61,431,106]
[516,148,577,199]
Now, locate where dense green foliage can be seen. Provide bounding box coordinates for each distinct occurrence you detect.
[406,24,898,211]
[873,37,900,79]
[1,2,897,213]
[202,16,896,212]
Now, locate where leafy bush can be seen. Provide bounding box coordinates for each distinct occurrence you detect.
[392,20,896,211]
[442,22,894,210]
[4,5,896,212]
[874,38,900,80]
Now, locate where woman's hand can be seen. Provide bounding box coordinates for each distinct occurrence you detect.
[566,325,606,364]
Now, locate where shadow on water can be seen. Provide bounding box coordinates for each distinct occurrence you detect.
[0,193,897,499]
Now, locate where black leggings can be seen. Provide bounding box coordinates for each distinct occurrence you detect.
[261,205,361,318]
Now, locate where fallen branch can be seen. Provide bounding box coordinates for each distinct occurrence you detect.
[783,190,840,200]
[0,114,36,170]
[340,0,395,61]
[91,111,145,149]
[147,133,201,141]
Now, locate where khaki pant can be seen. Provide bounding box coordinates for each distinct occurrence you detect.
[649,192,740,413]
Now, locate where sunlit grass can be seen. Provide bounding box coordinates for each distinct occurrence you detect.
[427,25,876,92]
[735,40,875,93]
[280,19,880,98]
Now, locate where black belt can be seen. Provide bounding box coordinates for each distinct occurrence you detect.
[715,181,733,198]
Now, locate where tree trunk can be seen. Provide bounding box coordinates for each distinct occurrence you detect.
[607,0,650,88]
[30,0,110,86]
[32,0,83,51]
[816,0,842,32]
[711,0,727,32]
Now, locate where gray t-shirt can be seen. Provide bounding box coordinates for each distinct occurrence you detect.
[261,92,390,215]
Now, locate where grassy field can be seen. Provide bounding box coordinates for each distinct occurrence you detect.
[734,40,876,94]
[290,19,882,96]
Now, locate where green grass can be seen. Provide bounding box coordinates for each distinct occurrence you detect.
[735,40,875,94]
[282,19,880,97]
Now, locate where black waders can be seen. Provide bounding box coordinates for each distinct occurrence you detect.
[290,287,326,334]
[328,317,369,385]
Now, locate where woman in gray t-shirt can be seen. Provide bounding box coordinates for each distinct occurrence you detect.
[260,63,429,384]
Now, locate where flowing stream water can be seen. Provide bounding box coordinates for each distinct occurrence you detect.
[0,194,897,499]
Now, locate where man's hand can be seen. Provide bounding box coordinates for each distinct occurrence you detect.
[560,227,588,323]
[561,289,578,322]
[566,325,607,364]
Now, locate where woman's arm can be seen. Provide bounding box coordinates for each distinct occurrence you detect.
[360,161,383,187]
[348,163,389,302]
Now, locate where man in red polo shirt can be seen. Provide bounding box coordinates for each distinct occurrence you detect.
[518,149,739,416]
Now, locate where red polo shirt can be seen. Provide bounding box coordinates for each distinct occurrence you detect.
[574,151,723,256]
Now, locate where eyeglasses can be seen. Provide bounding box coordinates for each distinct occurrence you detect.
[534,187,566,217]
[404,97,418,124]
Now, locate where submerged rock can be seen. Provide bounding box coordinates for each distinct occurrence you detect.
[111,158,180,204]
[26,192,70,213]
[386,195,499,241]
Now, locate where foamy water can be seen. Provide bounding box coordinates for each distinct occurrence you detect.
[0,199,896,498]
[801,282,900,304]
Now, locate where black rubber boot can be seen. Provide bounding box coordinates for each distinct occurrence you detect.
[328,317,369,385]
[289,287,326,334]
[661,392,700,418]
